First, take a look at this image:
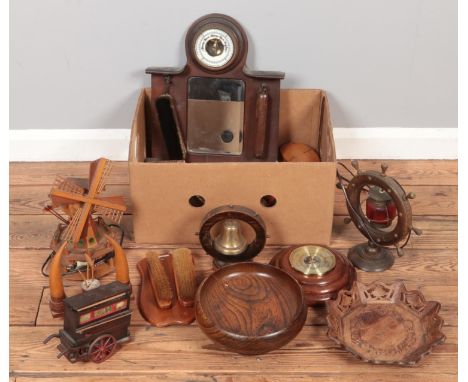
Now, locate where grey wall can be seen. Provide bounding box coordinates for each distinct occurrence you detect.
[10,0,457,130]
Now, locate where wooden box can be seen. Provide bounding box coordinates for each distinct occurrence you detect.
[129,88,336,245]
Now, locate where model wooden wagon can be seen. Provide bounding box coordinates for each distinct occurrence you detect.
[44,281,132,363]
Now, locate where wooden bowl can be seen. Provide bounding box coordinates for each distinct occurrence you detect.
[327,281,445,366]
[195,262,307,355]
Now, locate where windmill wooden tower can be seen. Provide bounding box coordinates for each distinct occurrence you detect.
[45,158,127,284]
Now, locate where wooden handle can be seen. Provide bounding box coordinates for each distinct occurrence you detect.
[105,233,130,285]
[48,241,68,317]
[254,85,269,159]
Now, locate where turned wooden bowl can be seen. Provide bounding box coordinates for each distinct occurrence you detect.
[327,281,445,366]
[195,262,307,355]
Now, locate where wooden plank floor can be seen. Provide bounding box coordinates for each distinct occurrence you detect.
[9,160,458,381]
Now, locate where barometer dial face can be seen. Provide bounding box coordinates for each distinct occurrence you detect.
[193,28,236,70]
[289,245,336,276]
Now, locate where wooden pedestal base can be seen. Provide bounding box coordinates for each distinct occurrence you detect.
[270,245,356,306]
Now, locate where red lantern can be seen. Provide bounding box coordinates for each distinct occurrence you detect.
[365,186,397,227]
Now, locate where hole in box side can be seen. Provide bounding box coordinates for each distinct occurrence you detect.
[260,195,277,207]
[189,195,206,207]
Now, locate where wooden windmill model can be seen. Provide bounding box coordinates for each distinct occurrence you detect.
[46,158,127,286]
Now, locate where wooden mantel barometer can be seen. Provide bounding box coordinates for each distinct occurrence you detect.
[270,245,356,306]
[146,13,284,162]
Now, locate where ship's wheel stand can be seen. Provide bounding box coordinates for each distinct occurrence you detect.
[338,161,422,272]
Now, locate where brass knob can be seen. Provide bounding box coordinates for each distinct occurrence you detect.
[406,192,416,200]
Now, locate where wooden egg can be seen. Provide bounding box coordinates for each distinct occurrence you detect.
[279,143,320,162]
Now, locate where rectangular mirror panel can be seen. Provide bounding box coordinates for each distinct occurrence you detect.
[187,77,245,155]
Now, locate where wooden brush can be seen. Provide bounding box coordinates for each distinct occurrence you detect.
[146,252,173,309]
[171,248,196,307]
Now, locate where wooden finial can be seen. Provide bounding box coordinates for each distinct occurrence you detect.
[381,162,388,175]
[351,160,360,173]
[406,192,416,199]
[412,227,423,236]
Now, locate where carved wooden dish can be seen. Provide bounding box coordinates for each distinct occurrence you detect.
[327,281,445,366]
[195,262,307,355]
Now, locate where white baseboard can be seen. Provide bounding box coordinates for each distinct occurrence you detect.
[9,129,131,162]
[9,127,457,161]
[333,127,457,159]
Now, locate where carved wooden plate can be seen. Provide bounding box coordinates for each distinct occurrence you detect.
[327,281,445,366]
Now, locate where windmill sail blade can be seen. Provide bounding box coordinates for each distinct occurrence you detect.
[72,203,93,245]
[52,175,86,195]
[96,160,112,194]
[50,176,86,208]
[93,205,124,224]
[92,195,126,210]
[88,158,111,196]
[61,206,83,243]
[92,195,126,224]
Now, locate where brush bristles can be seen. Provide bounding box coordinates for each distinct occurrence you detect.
[146,252,173,309]
[171,248,196,307]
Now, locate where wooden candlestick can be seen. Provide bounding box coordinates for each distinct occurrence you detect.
[270,245,356,306]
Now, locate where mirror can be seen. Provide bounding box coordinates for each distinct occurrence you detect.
[187,77,245,155]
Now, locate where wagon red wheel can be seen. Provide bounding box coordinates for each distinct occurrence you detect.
[88,334,117,363]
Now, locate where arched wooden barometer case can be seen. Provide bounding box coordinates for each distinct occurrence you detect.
[146,14,284,162]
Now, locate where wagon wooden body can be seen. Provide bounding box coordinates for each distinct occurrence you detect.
[44,281,132,363]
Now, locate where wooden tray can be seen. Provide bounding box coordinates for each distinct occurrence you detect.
[327,281,445,366]
[195,262,307,355]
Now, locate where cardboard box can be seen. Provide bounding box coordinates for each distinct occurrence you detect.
[129,88,336,245]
